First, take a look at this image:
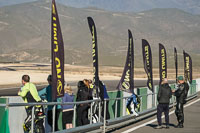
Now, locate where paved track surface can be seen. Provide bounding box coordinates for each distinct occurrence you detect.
[0,79,175,96]
[110,93,200,133]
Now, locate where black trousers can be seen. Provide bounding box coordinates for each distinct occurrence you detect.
[175,102,184,125]
[157,103,169,126]
[101,101,110,120]
[47,109,61,131]
[76,105,90,126]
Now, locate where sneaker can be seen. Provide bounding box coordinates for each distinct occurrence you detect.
[165,125,169,129]
[179,125,184,128]
[154,125,162,129]
[133,111,139,116]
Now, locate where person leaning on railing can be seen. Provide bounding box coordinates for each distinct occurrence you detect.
[38,75,62,131]
[18,75,44,126]
[18,75,42,113]
[99,80,110,120]
[76,80,90,126]
[62,84,74,129]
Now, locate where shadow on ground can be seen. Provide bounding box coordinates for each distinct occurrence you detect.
[146,123,176,128]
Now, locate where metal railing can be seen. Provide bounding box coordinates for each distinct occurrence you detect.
[0,82,198,133]
[0,99,102,133]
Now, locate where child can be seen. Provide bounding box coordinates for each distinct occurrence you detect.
[62,84,74,129]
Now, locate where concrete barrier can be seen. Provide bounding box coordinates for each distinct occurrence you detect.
[196,78,200,92]
[8,97,26,133]
[0,97,10,133]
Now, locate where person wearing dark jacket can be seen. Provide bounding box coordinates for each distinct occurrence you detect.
[155,78,172,129]
[76,81,90,126]
[99,81,110,120]
[173,76,189,128]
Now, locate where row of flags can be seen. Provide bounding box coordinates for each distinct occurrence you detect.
[51,0,192,99]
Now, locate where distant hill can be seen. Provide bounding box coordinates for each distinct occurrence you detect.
[0,0,200,68]
[1,0,200,15]
[58,0,200,15]
[0,0,37,7]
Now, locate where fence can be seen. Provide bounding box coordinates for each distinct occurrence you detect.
[0,80,199,133]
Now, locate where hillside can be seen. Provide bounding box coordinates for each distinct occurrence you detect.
[0,0,200,68]
[58,0,200,15]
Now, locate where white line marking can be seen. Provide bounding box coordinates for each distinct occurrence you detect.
[122,98,200,133]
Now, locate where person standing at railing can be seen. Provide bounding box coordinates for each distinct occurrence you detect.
[155,78,172,129]
[38,75,62,131]
[87,79,94,100]
[18,75,42,114]
[18,75,45,131]
[62,84,74,129]
[172,76,189,128]
[99,80,110,120]
[76,80,90,126]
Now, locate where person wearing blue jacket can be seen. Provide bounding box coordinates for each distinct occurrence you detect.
[99,80,110,120]
[38,75,62,131]
[62,84,74,129]
[126,93,139,116]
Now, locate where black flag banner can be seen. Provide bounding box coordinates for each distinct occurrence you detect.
[87,17,100,95]
[51,0,65,100]
[174,47,178,83]
[183,51,192,84]
[142,39,153,92]
[159,43,167,83]
[116,30,134,93]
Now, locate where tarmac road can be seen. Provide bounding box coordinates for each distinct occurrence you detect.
[110,92,200,133]
[0,79,175,96]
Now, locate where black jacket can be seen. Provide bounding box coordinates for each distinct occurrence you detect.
[157,83,172,104]
[76,81,89,102]
[174,82,189,104]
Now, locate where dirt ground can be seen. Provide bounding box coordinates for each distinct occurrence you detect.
[0,62,199,88]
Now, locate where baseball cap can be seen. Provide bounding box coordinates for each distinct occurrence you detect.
[177,76,183,81]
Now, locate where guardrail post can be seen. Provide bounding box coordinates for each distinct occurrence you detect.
[152,93,155,108]
[98,100,101,123]
[115,100,118,118]
[31,106,35,133]
[90,101,93,124]
[140,97,143,112]
[5,98,9,109]
[73,104,76,127]
[123,98,125,116]
[103,99,107,133]
[52,105,56,132]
